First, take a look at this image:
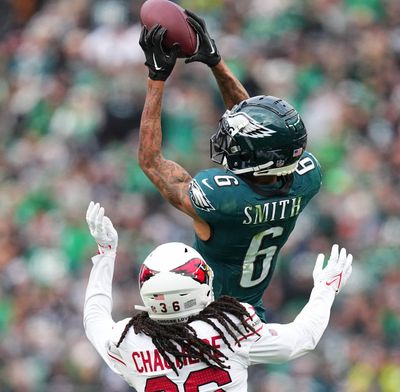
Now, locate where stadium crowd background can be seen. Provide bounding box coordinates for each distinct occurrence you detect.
[0,0,399,391]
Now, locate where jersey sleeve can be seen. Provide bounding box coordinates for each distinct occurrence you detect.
[83,253,117,369]
[297,151,322,199]
[247,285,335,365]
[106,319,133,378]
[83,253,134,386]
[235,303,265,340]
[306,152,322,197]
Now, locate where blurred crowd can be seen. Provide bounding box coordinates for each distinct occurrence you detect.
[0,0,399,391]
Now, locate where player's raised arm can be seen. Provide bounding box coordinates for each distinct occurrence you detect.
[211,60,250,109]
[248,245,353,363]
[83,202,119,368]
[184,10,250,109]
[138,25,202,221]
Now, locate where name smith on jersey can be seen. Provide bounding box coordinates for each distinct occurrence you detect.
[243,196,302,225]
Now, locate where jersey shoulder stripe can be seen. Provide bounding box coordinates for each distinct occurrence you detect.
[233,303,265,342]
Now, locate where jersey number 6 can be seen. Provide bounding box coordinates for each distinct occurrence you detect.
[240,226,284,288]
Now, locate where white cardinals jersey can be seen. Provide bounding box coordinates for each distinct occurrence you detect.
[84,254,335,392]
[107,304,268,391]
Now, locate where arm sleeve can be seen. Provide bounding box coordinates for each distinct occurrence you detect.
[83,253,117,370]
[248,285,335,364]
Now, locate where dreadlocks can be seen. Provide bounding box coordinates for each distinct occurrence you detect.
[116,296,259,375]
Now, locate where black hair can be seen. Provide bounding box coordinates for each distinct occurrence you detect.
[116,296,259,375]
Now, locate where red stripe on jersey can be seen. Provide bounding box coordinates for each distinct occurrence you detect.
[108,352,127,366]
[244,312,256,323]
[236,325,264,343]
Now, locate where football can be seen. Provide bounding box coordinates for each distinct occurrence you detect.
[140,0,197,57]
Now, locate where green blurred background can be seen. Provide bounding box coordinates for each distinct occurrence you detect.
[0,0,399,391]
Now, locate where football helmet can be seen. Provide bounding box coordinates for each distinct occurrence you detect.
[135,242,214,324]
[210,95,307,176]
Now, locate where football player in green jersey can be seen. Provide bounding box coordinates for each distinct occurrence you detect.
[138,13,322,319]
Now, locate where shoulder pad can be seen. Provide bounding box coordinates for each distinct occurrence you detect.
[304,151,321,167]
[109,318,131,345]
[295,151,322,181]
[233,303,264,340]
[189,169,226,212]
[189,169,243,220]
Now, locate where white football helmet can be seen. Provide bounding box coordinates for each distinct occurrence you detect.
[135,242,214,324]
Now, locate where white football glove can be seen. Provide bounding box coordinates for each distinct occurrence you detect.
[313,244,353,294]
[86,201,118,255]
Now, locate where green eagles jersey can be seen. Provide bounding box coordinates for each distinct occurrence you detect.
[189,152,322,316]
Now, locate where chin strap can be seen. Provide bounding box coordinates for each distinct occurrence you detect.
[134,305,148,312]
[226,159,299,176]
[253,160,299,176]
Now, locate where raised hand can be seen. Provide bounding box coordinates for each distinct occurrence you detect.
[313,244,353,294]
[184,10,221,67]
[86,201,118,255]
[139,24,180,81]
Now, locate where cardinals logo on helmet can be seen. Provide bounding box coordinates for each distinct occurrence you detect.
[171,258,211,285]
[138,265,159,288]
[138,258,211,288]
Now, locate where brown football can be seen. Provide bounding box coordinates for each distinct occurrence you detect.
[140,0,197,57]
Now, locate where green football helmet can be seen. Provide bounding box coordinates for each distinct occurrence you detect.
[210,95,307,176]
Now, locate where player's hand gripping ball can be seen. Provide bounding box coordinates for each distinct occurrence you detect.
[140,0,197,57]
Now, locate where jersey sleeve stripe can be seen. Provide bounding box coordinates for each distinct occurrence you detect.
[244,312,257,323]
[108,352,127,366]
[236,325,264,343]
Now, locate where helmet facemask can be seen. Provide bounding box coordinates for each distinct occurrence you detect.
[210,110,236,165]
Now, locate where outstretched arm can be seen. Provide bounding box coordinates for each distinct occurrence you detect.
[138,79,196,217]
[248,245,353,363]
[185,10,250,109]
[211,59,250,109]
[84,202,135,380]
[137,25,197,217]
[83,202,118,369]
[138,25,211,240]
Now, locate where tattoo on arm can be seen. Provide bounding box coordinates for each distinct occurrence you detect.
[212,59,250,109]
[138,79,197,217]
